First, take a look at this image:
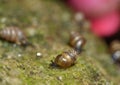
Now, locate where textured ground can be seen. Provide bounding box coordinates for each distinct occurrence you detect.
[0,0,120,85]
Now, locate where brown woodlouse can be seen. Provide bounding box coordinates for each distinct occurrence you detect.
[69,31,86,52]
[0,26,29,46]
[51,49,79,68]
[110,40,120,64]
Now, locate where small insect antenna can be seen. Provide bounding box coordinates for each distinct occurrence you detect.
[50,60,58,68]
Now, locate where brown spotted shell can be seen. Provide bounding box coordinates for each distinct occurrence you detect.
[54,50,78,68]
[69,31,86,51]
[0,26,28,45]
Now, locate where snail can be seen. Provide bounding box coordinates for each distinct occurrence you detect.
[110,40,120,64]
[69,31,86,52]
[0,26,30,46]
[51,49,79,68]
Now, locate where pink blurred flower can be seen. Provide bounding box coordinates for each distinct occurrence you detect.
[91,11,120,37]
[67,0,118,17]
[66,0,120,37]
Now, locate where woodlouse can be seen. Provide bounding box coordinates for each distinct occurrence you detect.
[69,31,86,52]
[0,26,29,46]
[51,49,79,68]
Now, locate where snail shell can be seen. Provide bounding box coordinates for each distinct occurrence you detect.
[54,49,78,68]
[0,26,28,45]
[110,40,120,64]
[69,31,86,52]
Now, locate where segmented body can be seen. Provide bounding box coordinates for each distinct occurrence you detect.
[0,26,28,45]
[54,49,78,68]
[69,31,86,52]
[110,40,120,64]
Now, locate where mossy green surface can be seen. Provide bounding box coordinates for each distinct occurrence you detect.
[0,0,119,85]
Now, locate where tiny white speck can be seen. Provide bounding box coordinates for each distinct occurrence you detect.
[36,52,42,57]
[18,54,22,57]
[57,76,62,81]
